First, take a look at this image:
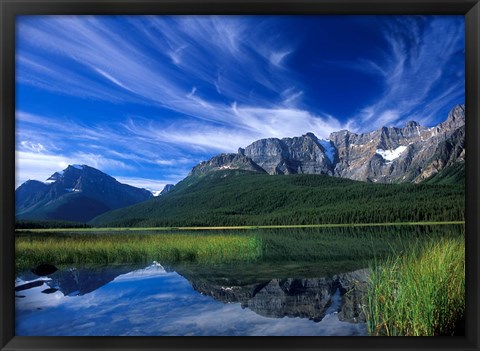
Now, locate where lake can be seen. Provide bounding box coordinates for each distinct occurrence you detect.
[15,225,464,336]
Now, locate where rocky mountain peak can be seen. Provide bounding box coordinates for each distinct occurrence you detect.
[189,153,266,177]
[44,164,115,194]
[47,164,101,181]
[242,133,334,175]
[439,104,465,131]
[332,129,351,135]
[16,165,153,222]
[405,120,420,128]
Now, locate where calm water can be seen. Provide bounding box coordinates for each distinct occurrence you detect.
[15,262,368,336]
[15,225,464,336]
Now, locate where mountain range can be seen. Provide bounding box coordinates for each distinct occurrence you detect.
[16,104,465,225]
[192,104,465,184]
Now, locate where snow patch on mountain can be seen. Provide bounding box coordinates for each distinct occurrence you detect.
[375,146,408,162]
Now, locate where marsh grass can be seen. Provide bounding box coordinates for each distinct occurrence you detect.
[16,225,463,275]
[15,232,262,272]
[366,237,465,336]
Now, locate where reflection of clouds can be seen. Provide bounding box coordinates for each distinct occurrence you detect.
[144,303,366,336]
[112,263,167,282]
[16,265,367,336]
[15,281,65,311]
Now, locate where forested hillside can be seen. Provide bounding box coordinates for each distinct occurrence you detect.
[91,169,464,228]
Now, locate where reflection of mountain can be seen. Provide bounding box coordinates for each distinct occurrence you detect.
[49,266,142,296]
[17,263,368,324]
[176,267,369,323]
[18,265,139,296]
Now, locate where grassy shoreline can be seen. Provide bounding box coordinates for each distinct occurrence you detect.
[366,237,465,336]
[15,233,262,272]
[15,220,465,233]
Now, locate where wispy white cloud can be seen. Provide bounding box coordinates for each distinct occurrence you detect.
[16,111,113,142]
[187,86,197,98]
[123,104,344,154]
[232,106,342,139]
[17,111,166,160]
[16,16,304,122]
[269,50,292,67]
[316,58,388,78]
[281,88,304,107]
[167,45,187,65]
[93,67,132,91]
[348,16,464,130]
[72,153,133,171]
[16,53,133,103]
[19,141,48,153]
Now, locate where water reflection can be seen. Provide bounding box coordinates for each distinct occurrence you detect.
[175,264,368,323]
[15,262,368,336]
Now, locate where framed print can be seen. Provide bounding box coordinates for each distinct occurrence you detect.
[1,0,479,350]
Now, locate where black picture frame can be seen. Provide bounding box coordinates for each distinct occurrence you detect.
[1,0,479,350]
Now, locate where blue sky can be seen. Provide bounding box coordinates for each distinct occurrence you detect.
[15,15,465,191]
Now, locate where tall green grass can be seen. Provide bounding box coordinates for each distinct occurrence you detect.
[16,225,463,275]
[366,237,465,336]
[15,233,262,272]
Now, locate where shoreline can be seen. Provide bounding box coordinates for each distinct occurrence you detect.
[15,220,465,233]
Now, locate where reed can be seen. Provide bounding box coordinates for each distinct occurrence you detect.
[15,232,262,271]
[366,237,465,336]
